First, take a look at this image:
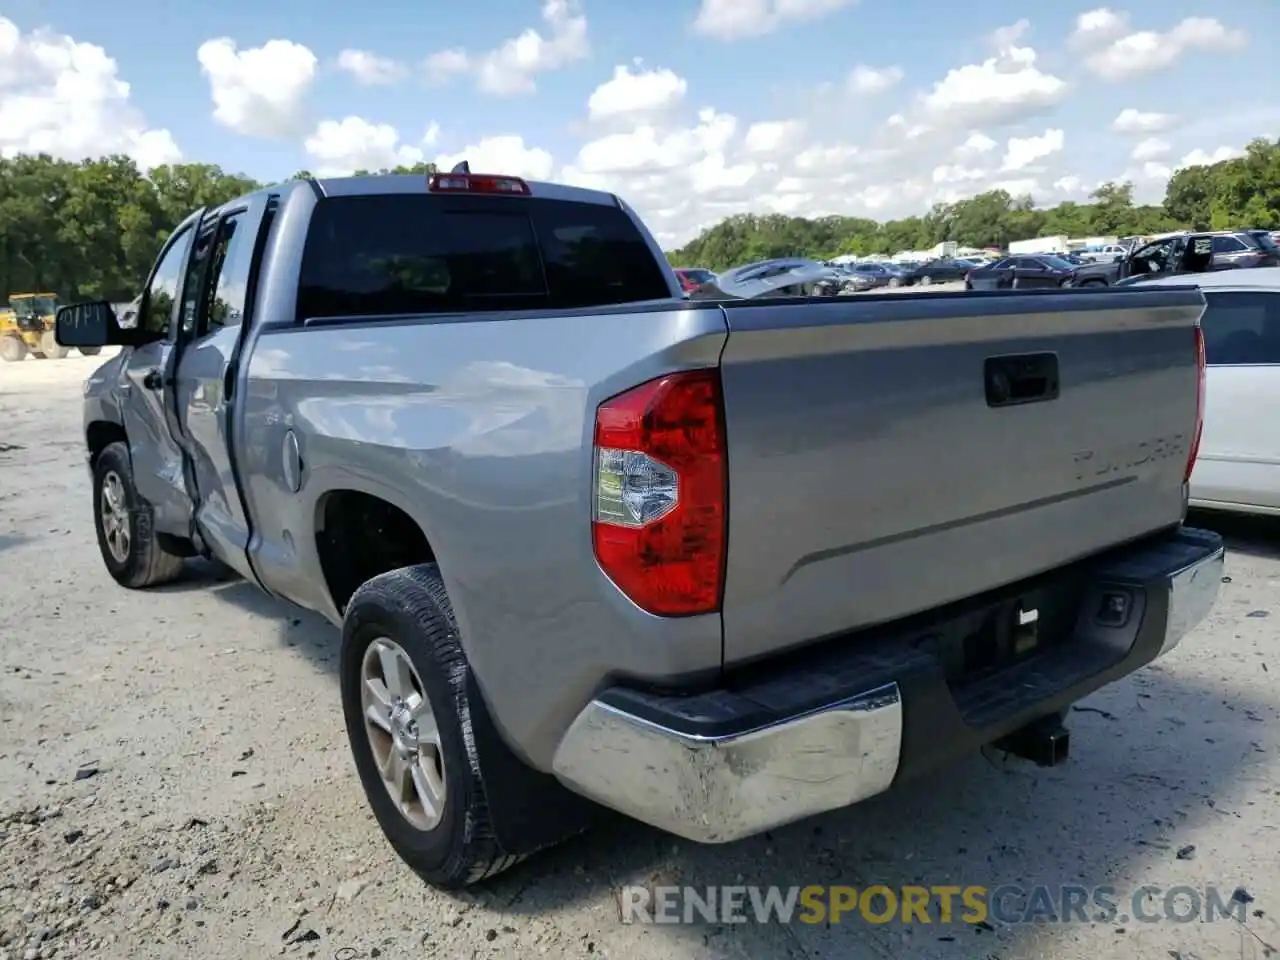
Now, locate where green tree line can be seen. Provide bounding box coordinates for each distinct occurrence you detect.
[2,138,1278,299]
[670,136,1280,269]
[0,156,436,302]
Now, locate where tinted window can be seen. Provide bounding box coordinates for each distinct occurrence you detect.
[1201,291,1280,365]
[179,221,219,336]
[1249,231,1278,252]
[296,195,670,321]
[203,212,251,330]
[1212,235,1247,253]
[140,226,195,336]
[682,269,715,284]
[1038,256,1075,270]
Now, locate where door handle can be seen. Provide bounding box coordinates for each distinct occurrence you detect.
[985,353,1059,408]
[142,368,164,390]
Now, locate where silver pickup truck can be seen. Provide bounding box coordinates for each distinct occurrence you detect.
[56,169,1225,889]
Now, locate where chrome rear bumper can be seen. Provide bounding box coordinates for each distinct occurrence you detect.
[552,528,1224,844]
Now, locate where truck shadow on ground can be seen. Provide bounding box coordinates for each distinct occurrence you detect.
[172,554,1277,960]
[1189,508,1280,561]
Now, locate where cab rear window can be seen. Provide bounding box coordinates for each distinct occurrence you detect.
[1201,291,1280,365]
[296,194,671,322]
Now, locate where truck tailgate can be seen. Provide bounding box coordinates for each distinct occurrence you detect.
[716,287,1206,666]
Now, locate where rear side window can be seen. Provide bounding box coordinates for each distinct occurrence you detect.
[1201,291,1280,365]
[1211,235,1248,254]
[295,195,670,321]
[1250,231,1279,253]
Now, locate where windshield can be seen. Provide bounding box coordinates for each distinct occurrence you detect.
[1038,256,1076,270]
[32,295,57,315]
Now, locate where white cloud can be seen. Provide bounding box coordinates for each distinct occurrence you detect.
[1112,108,1177,135]
[932,164,986,185]
[303,117,439,176]
[1069,8,1129,46]
[991,19,1030,49]
[919,43,1067,128]
[0,16,180,168]
[1086,17,1246,81]
[955,132,997,158]
[587,64,687,121]
[743,119,806,155]
[1180,145,1244,168]
[436,135,555,181]
[1130,137,1170,162]
[1002,128,1064,171]
[848,65,903,95]
[692,0,853,41]
[422,0,587,96]
[335,49,406,86]
[1053,175,1089,195]
[197,37,317,138]
[423,49,471,84]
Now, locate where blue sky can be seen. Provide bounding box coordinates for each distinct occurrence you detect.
[3,0,1278,246]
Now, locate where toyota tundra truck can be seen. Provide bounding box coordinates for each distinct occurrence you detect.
[56,168,1225,889]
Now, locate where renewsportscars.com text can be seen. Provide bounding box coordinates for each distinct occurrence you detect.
[618,884,1253,926]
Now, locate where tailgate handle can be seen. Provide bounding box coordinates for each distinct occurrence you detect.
[985,353,1059,407]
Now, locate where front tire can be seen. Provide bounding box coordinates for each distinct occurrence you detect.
[0,336,25,362]
[92,441,186,588]
[40,332,69,359]
[341,565,529,889]
[80,346,103,357]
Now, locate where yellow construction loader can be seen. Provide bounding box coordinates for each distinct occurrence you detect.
[0,293,101,362]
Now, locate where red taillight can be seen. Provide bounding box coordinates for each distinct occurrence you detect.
[1185,324,1206,483]
[592,370,727,617]
[427,173,530,195]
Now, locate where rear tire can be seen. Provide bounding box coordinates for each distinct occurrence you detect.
[341,564,533,889]
[40,332,69,359]
[888,277,901,288]
[92,441,186,588]
[80,346,103,357]
[0,336,25,362]
[920,275,932,286]
[1080,278,1107,287]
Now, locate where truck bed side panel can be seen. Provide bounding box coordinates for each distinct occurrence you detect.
[717,288,1205,665]
[237,304,728,771]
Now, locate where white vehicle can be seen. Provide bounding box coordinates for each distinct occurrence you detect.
[1139,268,1280,515]
[1078,245,1127,264]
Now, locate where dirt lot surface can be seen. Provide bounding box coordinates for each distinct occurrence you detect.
[1,350,1278,960]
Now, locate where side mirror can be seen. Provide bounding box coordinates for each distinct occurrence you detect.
[55,301,145,348]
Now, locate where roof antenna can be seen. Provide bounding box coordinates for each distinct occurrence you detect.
[451,160,470,174]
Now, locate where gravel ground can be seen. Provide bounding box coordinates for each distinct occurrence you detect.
[1,350,1278,960]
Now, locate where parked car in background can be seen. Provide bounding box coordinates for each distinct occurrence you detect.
[700,258,853,298]
[1133,268,1280,516]
[1076,245,1127,264]
[843,261,912,289]
[899,258,973,286]
[964,255,1077,290]
[673,267,717,294]
[1075,230,1278,287]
